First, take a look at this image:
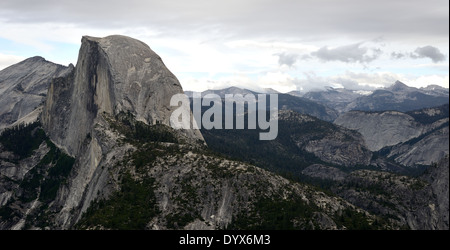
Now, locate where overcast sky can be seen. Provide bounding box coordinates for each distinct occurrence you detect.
[0,0,448,92]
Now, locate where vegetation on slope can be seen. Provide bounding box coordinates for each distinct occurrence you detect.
[0,121,46,159]
[0,122,76,228]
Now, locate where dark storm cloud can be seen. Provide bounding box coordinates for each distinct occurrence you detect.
[310,43,382,63]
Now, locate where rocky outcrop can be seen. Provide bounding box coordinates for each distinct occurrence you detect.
[417,155,449,230]
[302,155,449,230]
[385,126,449,166]
[279,110,372,167]
[334,110,425,151]
[334,105,449,168]
[0,57,73,130]
[41,35,203,157]
[301,164,348,181]
[146,148,369,230]
[73,131,381,230]
[0,142,51,229]
[335,105,449,151]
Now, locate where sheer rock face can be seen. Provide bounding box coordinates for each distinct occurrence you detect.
[334,109,448,151]
[334,106,449,168]
[0,57,73,131]
[386,126,449,166]
[420,155,449,230]
[279,110,372,167]
[334,111,424,151]
[38,35,203,228]
[41,35,203,157]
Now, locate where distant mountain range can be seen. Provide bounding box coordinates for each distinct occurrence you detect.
[187,81,449,119]
[186,87,339,121]
[295,81,449,113]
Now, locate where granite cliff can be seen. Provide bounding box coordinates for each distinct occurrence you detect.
[334,104,449,168]
[41,35,203,157]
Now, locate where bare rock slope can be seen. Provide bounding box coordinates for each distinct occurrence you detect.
[0,57,73,130]
[302,155,449,229]
[334,104,449,167]
[334,110,425,151]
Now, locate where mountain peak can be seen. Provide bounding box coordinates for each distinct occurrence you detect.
[42,34,203,156]
[388,80,411,92]
[0,56,72,130]
[262,88,280,94]
[25,56,46,62]
[224,86,244,92]
[1,56,47,73]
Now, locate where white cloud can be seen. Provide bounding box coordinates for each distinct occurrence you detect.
[407,75,449,89]
[0,53,25,70]
[180,71,298,93]
[289,71,450,93]
[180,74,255,93]
[225,40,318,52]
[257,71,298,93]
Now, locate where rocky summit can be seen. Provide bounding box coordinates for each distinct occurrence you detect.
[0,57,73,131]
[41,35,203,157]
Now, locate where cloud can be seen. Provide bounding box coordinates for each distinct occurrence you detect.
[411,46,446,63]
[0,0,447,41]
[391,45,446,63]
[0,53,25,70]
[408,75,449,89]
[310,43,382,64]
[275,52,299,67]
[391,52,406,59]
